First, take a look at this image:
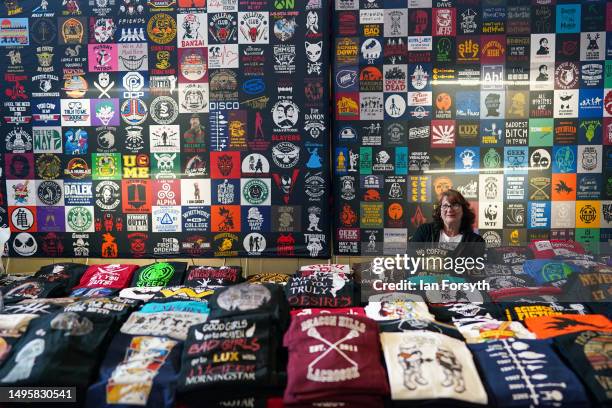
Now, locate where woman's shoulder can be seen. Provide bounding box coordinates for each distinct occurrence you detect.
[411,223,436,242]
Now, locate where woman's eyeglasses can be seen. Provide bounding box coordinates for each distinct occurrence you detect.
[440,203,461,211]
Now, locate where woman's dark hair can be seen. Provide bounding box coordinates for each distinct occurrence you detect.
[432,189,476,233]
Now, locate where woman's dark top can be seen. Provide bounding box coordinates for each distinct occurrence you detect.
[411,222,485,243]
[410,222,486,260]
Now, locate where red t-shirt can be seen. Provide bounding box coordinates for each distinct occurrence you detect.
[283,314,389,404]
[76,264,139,290]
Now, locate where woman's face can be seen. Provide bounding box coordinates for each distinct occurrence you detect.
[440,196,463,228]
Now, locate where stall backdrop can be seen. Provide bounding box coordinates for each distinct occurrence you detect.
[0,0,331,258]
[333,0,612,255]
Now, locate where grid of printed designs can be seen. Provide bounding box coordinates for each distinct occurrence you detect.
[333,0,612,255]
[0,0,330,258]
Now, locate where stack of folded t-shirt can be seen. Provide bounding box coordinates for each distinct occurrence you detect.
[561,265,612,317]
[177,283,290,407]
[86,282,212,408]
[87,296,202,408]
[522,259,581,287]
[470,339,591,407]
[554,330,612,407]
[1,261,88,304]
[71,264,139,297]
[285,265,355,308]
[0,310,116,399]
[284,313,389,407]
[524,313,612,339]
[364,295,462,339]
[129,262,188,288]
[182,265,244,287]
[528,240,586,259]
[381,330,488,406]
[247,273,291,285]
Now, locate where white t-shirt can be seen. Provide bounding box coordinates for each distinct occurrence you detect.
[380,331,488,404]
[439,231,463,250]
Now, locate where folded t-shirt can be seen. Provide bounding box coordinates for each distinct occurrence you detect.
[364,300,440,333]
[502,302,590,321]
[70,287,119,298]
[524,314,612,339]
[34,263,88,292]
[488,287,563,302]
[427,302,501,322]
[452,315,535,343]
[87,333,182,408]
[479,264,537,291]
[118,286,163,301]
[183,265,244,287]
[283,314,389,404]
[208,283,289,330]
[380,331,487,405]
[529,240,586,259]
[486,247,533,265]
[554,330,612,405]
[130,262,188,288]
[470,339,590,407]
[178,313,277,393]
[148,286,215,303]
[0,311,115,388]
[285,271,355,308]
[522,260,580,286]
[247,273,290,286]
[120,311,207,342]
[290,307,366,318]
[1,279,66,304]
[63,296,140,330]
[2,298,75,315]
[298,265,352,274]
[75,264,139,290]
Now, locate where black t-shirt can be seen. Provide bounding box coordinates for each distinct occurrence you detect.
[34,263,88,292]
[428,302,502,322]
[208,283,289,331]
[87,332,183,408]
[63,296,141,331]
[285,271,355,309]
[0,311,114,388]
[178,313,276,393]
[486,247,533,265]
[2,298,75,315]
[0,314,38,368]
[554,330,612,405]
[130,262,188,288]
[1,279,66,304]
[183,266,244,287]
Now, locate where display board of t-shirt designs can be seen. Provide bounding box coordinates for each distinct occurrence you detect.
[0,0,331,258]
[333,0,612,255]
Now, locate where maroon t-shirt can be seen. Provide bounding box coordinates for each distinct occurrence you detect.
[283,314,389,404]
